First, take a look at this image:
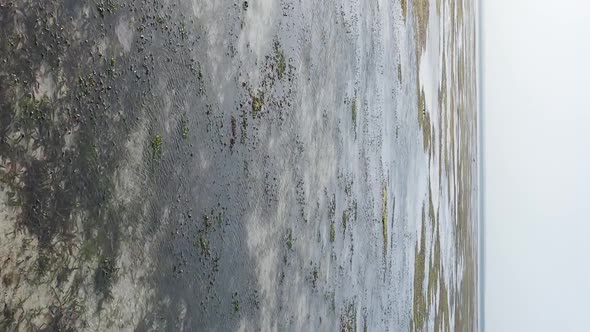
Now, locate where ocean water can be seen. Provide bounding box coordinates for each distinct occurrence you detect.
[0,0,478,330]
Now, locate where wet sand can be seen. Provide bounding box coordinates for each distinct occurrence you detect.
[0,0,478,331]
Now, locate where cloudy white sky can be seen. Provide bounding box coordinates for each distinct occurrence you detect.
[482,0,590,331]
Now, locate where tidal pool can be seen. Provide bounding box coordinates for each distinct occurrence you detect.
[0,0,478,330]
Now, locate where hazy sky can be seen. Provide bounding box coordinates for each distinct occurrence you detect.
[483,0,590,331]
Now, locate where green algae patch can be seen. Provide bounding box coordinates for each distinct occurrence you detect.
[151,134,163,160]
[286,228,294,250]
[411,214,427,332]
[252,92,264,118]
[342,210,349,235]
[329,222,336,243]
[274,41,287,80]
[414,0,430,57]
[401,0,408,21]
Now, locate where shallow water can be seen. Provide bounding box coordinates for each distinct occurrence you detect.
[0,0,478,331]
